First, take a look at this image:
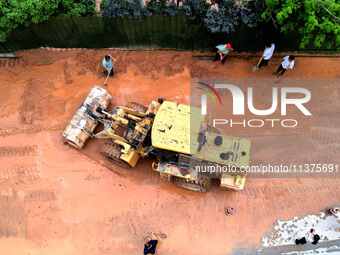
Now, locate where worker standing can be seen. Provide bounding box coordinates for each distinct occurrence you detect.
[101,55,115,77]
[307,229,321,245]
[254,42,275,70]
[274,55,295,77]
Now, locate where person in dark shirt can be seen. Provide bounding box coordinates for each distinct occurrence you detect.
[295,228,321,245]
[144,239,158,255]
[312,233,321,245]
[295,237,307,245]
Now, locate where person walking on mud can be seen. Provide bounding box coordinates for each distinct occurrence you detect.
[213,42,233,64]
[254,42,275,71]
[273,55,295,77]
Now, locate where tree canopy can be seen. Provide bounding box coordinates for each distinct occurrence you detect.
[0,0,339,50]
[262,0,340,49]
[203,0,260,34]
[0,0,95,42]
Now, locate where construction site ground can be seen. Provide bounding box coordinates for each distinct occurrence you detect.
[0,49,339,255]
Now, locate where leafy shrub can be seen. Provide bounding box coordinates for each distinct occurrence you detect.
[0,0,95,42]
[59,0,96,16]
[261,0,340,49]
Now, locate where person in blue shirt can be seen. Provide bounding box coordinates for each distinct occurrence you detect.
[213,42,233,64]
[101,55,115,76]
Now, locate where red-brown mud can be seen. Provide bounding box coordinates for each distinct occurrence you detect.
[0,49,339,254]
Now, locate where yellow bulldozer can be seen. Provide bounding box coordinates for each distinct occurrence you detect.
[63,86,251,192]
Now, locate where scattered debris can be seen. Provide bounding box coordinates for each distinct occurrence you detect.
[262,209,340,248]
[329,207,340,218]
[224,207,235,216]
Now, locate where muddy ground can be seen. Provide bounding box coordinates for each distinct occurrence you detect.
[0,49,339,255]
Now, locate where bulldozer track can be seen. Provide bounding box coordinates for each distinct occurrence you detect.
[101,142,131,169]
[172,176,210,192]
[0,146,37,157]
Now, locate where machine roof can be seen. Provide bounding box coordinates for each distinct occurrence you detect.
[151,101,202,154]
[151,101,250,168]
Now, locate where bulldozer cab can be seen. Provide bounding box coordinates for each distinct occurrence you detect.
[151,101,251,169]
[151,101,201,154]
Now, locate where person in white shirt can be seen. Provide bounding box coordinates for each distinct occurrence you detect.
[295,228,319,245]
[274,55,295,77]
[305,228,315,243]
[256,43,275,70]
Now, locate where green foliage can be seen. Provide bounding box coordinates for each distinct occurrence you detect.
[0,0,95,42]
[59,0,96,16]
[262,0,340,49]
[2,0,338,51]
[0,0,57,41]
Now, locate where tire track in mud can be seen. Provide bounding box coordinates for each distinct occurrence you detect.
[19,78,66,125]
[24,190,56,202]
[0,58,25,68]
[0,145,37,157]
[308,127,340,145]
[0,166,39,183]
[0,124,65,137]
[0,145,40,184]
[305,127,340,162]
[80,148,126,178]
[0,190,27,238]
[249,127,340,165]
[243,184,340,198]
